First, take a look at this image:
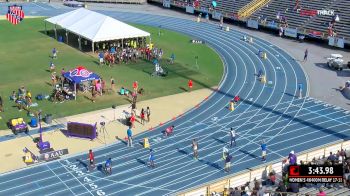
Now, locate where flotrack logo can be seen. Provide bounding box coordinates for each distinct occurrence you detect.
[297,9,334,16]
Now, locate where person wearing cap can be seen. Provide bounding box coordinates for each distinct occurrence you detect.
[288,150,297,165]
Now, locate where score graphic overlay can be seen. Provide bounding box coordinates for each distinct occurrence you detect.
[288,165,343,183]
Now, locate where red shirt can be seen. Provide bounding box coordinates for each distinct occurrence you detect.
[141,112,145,119]
[188,80,193,88]
[130,115,135,122]
[89,152,94,161]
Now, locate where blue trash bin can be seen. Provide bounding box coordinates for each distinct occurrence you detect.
[58,36,63,42]
[30,117,38,128]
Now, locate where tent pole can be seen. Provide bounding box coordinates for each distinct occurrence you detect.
[78,36,82,51]
[74,83,77,100]
[66,30,69,44]
[54,24,57,40]
[92,42,94,53]
[122,39,124,49]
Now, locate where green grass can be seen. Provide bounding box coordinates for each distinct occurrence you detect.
[0,18,223,129]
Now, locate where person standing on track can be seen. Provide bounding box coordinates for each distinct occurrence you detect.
[148,149,155,168]
[261,140,267,162]
[192,139,199,159]
[229,128,237,147]
[88,149,95,171]
[104,157,112,175]
[127,127,133,147]
[224,152,232,173]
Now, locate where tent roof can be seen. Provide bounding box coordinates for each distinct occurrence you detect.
[63,66,100,84]
[45,8,150,42]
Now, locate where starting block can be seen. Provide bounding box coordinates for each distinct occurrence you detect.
[143,138,150,148]
[225,26,230,31]
[229,101,235,111]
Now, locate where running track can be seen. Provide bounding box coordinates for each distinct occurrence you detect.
[1,3,350,196]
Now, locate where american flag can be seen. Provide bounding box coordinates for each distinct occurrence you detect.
[6,5,25,25]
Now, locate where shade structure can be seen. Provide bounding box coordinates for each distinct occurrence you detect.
[45,8,150,42]
[63,66,100,84]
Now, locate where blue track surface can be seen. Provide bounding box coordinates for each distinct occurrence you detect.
[1,3,350,196]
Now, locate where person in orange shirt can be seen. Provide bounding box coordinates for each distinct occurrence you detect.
[130,112,136,128]
[188,79,193,91]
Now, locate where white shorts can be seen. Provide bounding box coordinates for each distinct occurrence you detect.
[262,150,267,157]
[99,58,104,63]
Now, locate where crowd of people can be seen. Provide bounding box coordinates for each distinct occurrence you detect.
[97,39,166,68]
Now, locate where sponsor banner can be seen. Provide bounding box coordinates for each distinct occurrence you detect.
[328,37,345,48]
[212,11,222,20]
[284,27,298,38]
[247,19,259,29]
[298,9,335,16]
[308,30,323,38]
[37,149,69,162]
[200,7,208,13]
[163,0,171,8]
[267,21,278,29]
[186,6,194,14]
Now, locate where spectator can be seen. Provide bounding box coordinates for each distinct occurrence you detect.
[288,150,297,165]
[241,186,249,196]
[288,183,299,193]
[327,152,337,164]
[269,171,276,185]
[316,187,326,196]
[275,181,287,196]
[232,187,240,196]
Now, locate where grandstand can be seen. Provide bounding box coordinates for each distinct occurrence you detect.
[301,0,350,41]
[148,0,350,45]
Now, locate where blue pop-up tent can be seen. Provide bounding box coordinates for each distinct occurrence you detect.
[63,66,100,100]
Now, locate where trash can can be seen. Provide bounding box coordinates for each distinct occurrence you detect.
[45,114,52,124]
[58,36,63,43]
[30,117,38,127]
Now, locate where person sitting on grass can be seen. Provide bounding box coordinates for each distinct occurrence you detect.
[120,87,125,95]
[10,91,17,101]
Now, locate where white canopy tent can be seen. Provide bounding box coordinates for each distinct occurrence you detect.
[44,8,150,51]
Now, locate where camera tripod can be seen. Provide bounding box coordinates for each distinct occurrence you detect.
[99,124,109,145]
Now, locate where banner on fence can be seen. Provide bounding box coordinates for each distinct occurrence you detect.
[266,21,278,29]
[212,11,222,20]
[284,27,298,38]
[247,19,258,29]
[163,0,171,8]
[328,37,345,48]
[186,6,194,14]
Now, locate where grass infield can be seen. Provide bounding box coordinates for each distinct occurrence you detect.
[0,18,223,130]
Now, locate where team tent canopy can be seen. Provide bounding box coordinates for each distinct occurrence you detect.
[44,8,150,51]
[63,66,100,100]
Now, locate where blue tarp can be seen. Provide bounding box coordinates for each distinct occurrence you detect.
[63,66,100,84]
